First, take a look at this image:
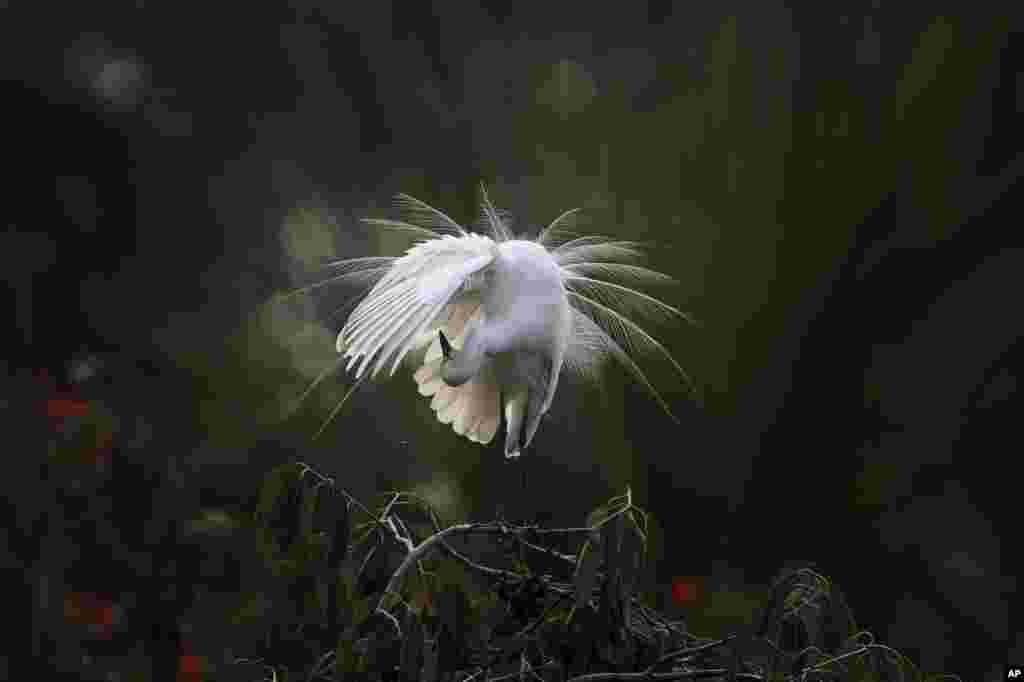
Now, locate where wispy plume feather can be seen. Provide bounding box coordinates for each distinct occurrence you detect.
[291,187,697,441]
[394,193,467,237]
[537,206,588,247]
[477,183,514,242]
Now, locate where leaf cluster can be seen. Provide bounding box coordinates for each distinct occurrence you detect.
[227,462,954,682]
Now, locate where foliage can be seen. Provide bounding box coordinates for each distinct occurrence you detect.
[214,461,955,682]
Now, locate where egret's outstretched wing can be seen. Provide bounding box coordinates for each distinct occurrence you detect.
[338,233,496,379]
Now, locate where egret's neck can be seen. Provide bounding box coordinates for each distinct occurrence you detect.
[440,322,488,387]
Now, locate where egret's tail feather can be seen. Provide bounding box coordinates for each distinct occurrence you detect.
[415,302,499,445]
[414,358,500,444]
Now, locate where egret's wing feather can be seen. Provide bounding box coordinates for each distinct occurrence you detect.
[352,287,425,377]
[392,256,489,361]
[344,243,489,375]
[416,253,493,305]
[338,233,496,379]
[383,291,485,376]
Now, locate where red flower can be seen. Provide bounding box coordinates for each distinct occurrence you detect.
[63,591,117,639]
[34,368,90,423]
[45,396,91,420]
[670,576,703,607]
[177,641,203,682]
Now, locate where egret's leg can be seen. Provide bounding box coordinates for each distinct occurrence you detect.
[499,390,530,524]
[503,390,526,458]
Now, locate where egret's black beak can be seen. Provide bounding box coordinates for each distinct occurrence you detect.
[439,330,453,361]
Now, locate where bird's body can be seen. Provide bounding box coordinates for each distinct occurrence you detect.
[483,240,568,352]
[446,239,571,456]
[320,187,694,457]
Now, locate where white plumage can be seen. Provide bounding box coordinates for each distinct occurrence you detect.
[318,187,694,457]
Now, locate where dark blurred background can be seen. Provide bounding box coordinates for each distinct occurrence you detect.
[3,1,1019,680]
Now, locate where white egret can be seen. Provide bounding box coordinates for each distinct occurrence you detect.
[307,186,695,457]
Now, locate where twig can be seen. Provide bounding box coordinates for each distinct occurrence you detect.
[376,520,604,615]
[642,635,737,676]
[436,533,521,583]
[517,535,579,565]
[377,522,506,614]
[305,650,334,682]
[516,589,574,637]
[567,670,762,681]
[484,661,562,681]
